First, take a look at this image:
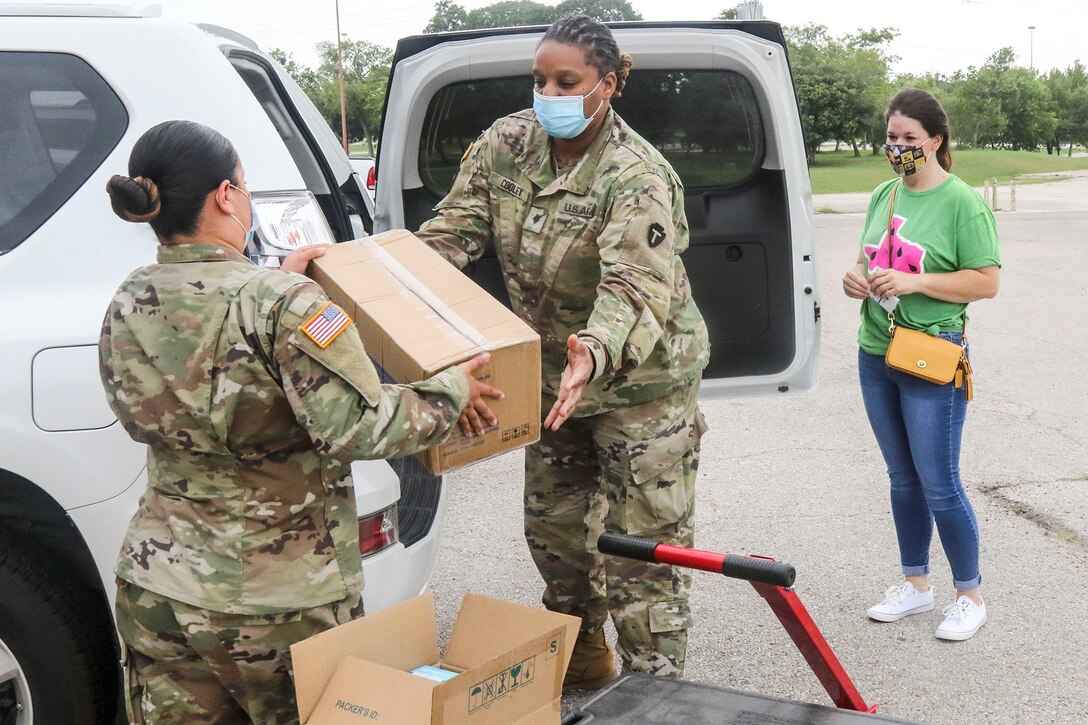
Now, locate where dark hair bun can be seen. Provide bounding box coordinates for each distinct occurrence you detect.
[106,174,161,223]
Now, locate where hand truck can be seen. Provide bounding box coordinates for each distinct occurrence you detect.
[559,533,917,724]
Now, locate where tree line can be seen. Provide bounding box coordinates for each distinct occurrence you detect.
[788,24,1087,162]
[269,0,1087,160]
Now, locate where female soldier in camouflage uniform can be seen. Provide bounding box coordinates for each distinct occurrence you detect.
[101,120,501,724]
[416,15,709,686]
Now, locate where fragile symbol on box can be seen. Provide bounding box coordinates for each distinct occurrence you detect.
[468,655,536,712]
[501,424,531,443]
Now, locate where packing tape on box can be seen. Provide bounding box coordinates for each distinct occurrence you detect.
[361,237,489,350]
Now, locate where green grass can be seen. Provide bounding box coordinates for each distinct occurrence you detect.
[809,148,1088,195]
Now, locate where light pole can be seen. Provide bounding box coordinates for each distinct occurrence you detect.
[335,0,349,154]
[1028,25,1036,71]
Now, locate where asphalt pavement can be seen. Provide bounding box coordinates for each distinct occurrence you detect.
[429,171,1088,724]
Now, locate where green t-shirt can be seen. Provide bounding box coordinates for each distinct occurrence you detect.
[857,174,1001,354]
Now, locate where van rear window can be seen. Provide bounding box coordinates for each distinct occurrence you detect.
[418,69,765,197]
[0,52,127,253]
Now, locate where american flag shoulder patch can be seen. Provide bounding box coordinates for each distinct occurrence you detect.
[301,302,352,349]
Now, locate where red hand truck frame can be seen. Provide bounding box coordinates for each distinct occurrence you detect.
[598,532,879,714]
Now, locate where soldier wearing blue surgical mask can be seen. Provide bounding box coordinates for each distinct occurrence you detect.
[417,14,710,688]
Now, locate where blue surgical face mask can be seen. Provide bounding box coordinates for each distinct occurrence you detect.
[229,183,260,247]
[533,77,605,139]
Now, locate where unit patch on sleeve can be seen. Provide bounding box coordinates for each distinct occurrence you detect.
[301,302,353,348]
[647,222,667,248]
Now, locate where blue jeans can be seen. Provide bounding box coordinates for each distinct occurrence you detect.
[858,335,981,591]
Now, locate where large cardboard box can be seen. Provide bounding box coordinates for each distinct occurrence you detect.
[308,230,541,474]
[291,592,579,725]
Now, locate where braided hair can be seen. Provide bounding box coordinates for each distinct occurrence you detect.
[541,14,633,96]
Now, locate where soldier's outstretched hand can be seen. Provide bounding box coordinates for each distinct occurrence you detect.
[456,352,504,437]
[544,334,594,431]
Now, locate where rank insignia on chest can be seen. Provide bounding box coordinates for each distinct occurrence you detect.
[302,302,353,348]
[525,207,549,234]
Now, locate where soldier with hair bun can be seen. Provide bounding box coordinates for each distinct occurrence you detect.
[417,14,709,686]
[101,119,501,724]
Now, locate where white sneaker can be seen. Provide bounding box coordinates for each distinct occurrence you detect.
[867,582,935,622]
[935,596,987,641]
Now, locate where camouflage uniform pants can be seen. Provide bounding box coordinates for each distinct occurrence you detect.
[115,580,363,724]
[524,382,706,678]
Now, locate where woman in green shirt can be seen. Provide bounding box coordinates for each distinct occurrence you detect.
[842,88,1000,641]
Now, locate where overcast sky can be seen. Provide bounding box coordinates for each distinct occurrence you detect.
[35,0,1086,75]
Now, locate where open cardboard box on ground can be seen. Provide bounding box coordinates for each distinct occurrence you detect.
[307,230,541,474]
[291,592,579,725]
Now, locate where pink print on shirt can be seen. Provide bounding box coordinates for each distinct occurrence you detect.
[865,214,926,274]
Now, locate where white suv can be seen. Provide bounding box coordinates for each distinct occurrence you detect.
[0,8,820,725]
[0,6,442,723]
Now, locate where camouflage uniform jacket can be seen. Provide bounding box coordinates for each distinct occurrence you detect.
[417,108,709,415]
[99,243,468,615]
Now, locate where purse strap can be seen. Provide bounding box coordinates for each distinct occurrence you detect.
[888,309,967,342]
[884,181,902,336]
[881,181,968,343]
[885,180,900,240]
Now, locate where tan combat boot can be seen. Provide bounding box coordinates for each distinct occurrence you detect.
[562,628,619,692]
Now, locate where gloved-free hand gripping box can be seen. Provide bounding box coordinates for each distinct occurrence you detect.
[308,230,541,474]
[291,592,579,725]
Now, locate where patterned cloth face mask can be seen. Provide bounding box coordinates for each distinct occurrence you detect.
[533,77,605,139]
[885,139,931,177]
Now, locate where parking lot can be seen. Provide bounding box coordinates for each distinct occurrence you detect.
[429,173,1088,723]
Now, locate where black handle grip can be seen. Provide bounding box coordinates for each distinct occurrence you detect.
[597,532,658,562]
[722,554,796,588]
[598,532,796,588]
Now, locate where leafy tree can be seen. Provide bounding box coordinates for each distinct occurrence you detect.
[424,0,470,32]
[785,24,896,162]
[715,8,738,20]
[268,49,323,98]
[1044,61,1088,156]
[273,40,393,155]
[943,73,1006,150]
[945,48,1056,151]
[425,0,640,33]
[554,0,642,21]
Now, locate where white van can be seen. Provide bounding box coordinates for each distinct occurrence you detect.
[0,8,819,724]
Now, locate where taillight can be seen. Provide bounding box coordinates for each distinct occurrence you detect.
[358,505,399,558]
[366,165,376,193]
[251,190,336,265]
